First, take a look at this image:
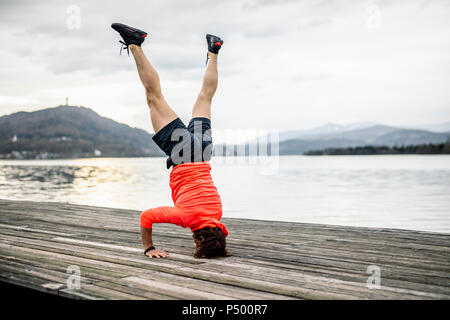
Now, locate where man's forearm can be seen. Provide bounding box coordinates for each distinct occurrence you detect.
[140,226,153,249]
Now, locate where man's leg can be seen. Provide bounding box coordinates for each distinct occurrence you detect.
[129,44,178,133]
[192,52,218,119]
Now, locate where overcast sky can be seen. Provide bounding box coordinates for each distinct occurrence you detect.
[1,0,449,134]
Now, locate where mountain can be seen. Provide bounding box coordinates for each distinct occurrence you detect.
[370,128,450,146]
[406,121,450,133]
[232,123,450,156]
[277,122,376,141]
[2,106,449,159]
[278,138,362,156]
[277,126,450,155]
[0,106,164,159]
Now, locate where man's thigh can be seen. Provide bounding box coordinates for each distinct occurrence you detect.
[148,94,179,134]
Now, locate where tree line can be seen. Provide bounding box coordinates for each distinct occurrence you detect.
[306,142,450,155]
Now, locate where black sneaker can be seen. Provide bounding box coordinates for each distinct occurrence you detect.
[206,34,223,54]
[205,34,223,65]
[111,22,148,55]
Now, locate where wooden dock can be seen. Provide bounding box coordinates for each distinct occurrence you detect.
[0,199,449,300]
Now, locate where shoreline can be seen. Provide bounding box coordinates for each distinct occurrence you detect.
[2,153,450,161]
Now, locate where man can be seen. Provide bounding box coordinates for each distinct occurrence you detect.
[111,23,229,259]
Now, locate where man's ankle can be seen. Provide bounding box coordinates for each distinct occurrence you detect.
[129,44,140,51]
[207,52,218,59]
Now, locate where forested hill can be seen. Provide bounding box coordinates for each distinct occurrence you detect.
[305,143,450,155]
[0,106,164,159]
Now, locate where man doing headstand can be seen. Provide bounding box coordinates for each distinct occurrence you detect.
[111,23,229,259]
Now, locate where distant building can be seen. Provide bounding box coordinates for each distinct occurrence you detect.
[94,149,102,156]
[36,152,49,160]
[11,135,17,142]
[11,151,23,159]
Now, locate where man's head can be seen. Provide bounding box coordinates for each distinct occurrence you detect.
[192,226,231,258]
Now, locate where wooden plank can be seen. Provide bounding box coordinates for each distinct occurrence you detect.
[0,199,449,300]
[0,239,296,300]
[68,283,146,300]
[92,279,178,300]
[0,223,76,237]
[0,241,351,299]
[121,276,236,300]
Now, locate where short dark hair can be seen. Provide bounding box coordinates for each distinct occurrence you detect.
[192,227,231,258]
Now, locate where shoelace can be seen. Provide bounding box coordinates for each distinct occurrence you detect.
[119,40,130,56]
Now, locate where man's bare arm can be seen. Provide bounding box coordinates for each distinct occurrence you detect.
[140,226,169,259]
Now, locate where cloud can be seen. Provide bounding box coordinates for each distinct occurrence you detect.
[1,0,450,132]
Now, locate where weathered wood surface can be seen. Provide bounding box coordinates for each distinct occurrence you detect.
[0,199,449,300]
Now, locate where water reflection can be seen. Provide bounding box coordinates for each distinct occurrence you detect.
[0,158,172,209]
[1,165,125,187]
[0,156,449,233]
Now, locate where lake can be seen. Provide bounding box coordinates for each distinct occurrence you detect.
[1,155,449,233]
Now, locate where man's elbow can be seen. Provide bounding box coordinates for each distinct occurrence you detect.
[140,210,153,229]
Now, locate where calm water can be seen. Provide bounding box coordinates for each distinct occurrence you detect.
[0,155,449,233]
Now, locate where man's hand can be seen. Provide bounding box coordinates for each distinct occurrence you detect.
[141,226,169,258]
[145,249,169,259]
